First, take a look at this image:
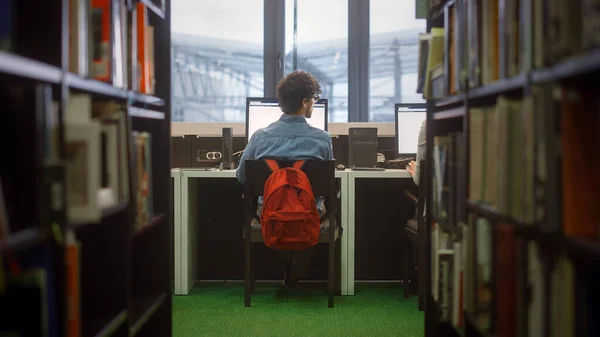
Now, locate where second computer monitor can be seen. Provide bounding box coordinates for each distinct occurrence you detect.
[245,98,328,143]
[395,103,427,157]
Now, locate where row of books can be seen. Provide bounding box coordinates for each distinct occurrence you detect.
[418,0,600,98]
[0,86,155,238]
[432,89,599,240]
[432,217,600,337]
[430,88,600,337]
[69,0,157,93]
[0,89,156,336]
[468,89,600,239]
[64,94,154,230]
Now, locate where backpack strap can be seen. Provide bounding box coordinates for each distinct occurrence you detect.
[292,160,305,170]
[264,159,280,172]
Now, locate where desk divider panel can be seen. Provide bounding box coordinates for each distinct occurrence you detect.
[171,136,401,169]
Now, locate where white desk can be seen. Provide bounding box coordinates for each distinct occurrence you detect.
[172,168,411,296]
[171,169,182,293]
[346,169,412,295]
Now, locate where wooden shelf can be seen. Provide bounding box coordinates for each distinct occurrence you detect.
[130,92,165,106]
[0,227,48,255]
[429,4,446,21]
[67,73,165,106]
[434,106,464,120]
[68,202,129,229]
[466,201,528,228]
[132,213,166,239]
[532,48,600,83]
[465,313,495,337]
[130,293,166,337]
[67,73,129,99]
[469,74,526,100]
[563,237,600,263]
[435,94,465,110]
[85,310,128,337]
[140,0,166,19]
[129,106,165,120]
[0,51,62,84]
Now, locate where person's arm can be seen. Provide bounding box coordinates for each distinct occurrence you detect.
[413,119,427,185]
[236,133,259,184]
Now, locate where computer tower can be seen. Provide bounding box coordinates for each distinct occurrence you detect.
[348,127,378,168]
[221,127,234,170]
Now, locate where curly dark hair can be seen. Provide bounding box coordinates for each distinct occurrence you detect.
[276,71,322,114]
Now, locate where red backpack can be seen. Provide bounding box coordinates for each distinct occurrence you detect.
[260,159,320,251]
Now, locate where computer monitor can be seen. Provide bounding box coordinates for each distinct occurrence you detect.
[245,97,328,144]
[395,103,427,157]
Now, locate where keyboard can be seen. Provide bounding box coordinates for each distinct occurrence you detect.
[350,167,386,171]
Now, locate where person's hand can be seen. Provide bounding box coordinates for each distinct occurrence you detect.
[406,160,416,177]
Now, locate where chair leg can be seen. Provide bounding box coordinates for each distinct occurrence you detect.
[417,241,425,311]
[328,240,335,308]
[250,245,256,294]
[403,238,411,298]
[245,234,251,307]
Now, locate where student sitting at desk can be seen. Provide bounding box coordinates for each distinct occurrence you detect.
[406,119,426,185]
[236,70,334,288]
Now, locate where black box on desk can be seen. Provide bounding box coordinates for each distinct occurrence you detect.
[348,127,378,168]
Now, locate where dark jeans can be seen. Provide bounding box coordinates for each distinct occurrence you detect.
[278,247,316,279]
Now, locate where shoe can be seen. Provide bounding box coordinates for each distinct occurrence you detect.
[282,264,297,288]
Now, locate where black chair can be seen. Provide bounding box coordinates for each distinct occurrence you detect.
[403,160,426,311]
[242,159,342,308]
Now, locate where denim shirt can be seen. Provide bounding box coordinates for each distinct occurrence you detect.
[236,114,334,216]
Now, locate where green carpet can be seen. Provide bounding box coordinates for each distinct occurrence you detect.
[173,282,424,337]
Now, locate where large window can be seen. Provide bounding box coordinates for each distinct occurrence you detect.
[171,0,264,122]
[285,0,348,122]
[369,0,426,122]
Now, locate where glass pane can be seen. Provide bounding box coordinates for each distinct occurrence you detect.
[171,0,264,122]
[369,0,426,122]
[285,0,348,122]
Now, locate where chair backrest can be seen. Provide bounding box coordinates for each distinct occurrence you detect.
[243,159,336,198]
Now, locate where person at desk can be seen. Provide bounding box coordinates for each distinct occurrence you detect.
[236,70,334,288]
[406,119,426,185]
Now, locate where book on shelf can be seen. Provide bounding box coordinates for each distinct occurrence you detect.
[0,180,9,242]
[65,229,81,337]
[137,2,156,94]
[582,0,600,50]
[467,95,537,224]
[422,28,444,99]
[559,87,600,241]
[417,33,431,94]
[0,0,14,51]
[91,0,112,82]
[1,83,62,233]
[65,95,132,223]
[474,216,492,331]
[493,223,517,337]
[439,249,454,322]
[92,101,131,204]
[0,268,49,336]
[550,254,576,337]
[467,0,481,88]
[132,131,154,230]
[69,0,91,76]
[68,0,153,90]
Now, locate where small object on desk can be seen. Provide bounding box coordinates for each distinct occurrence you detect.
[350,167,386,171]
[336,164,345,171]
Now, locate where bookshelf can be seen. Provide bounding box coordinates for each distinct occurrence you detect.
[0,1,172,337]
[421,1,600,337]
